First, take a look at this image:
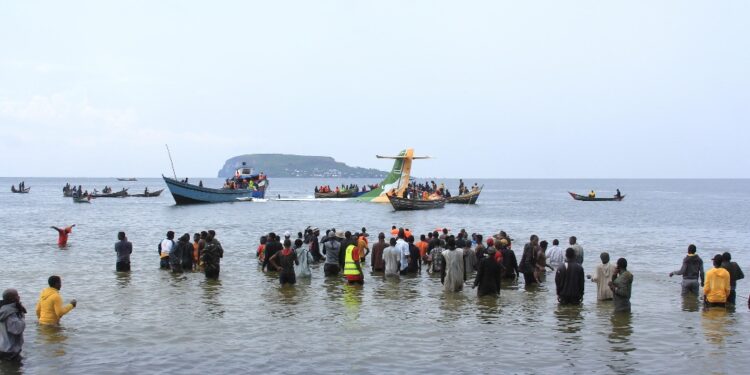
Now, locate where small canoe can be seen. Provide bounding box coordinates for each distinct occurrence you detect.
[388,195,446,211]
[568,192,625,201]
[447,185,482,204]
[130,188,164,197]
[117,178,137,181]
[315,191,354,199]
[73,196,91,203]
[11,186,30,193]
[92,188,129,198]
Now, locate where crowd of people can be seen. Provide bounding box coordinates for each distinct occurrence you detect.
[393,179,480,200]
[315,184,376,194]
[1,225,746,362]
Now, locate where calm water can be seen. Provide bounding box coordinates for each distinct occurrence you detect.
[1,177,749,374]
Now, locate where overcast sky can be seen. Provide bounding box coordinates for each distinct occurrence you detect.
[1,1,748,178]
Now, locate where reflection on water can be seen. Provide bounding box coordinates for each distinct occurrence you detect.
[476,295,501,324]
[36,325,69,358]
[114,270,131,288]
[554,304,584,335]
[607,311,635,374]
[342,283,362,323]
[681,295,701,312]
[200,279,224,318]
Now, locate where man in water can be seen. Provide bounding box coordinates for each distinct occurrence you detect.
[587,252,616,301]
[51,224,76,247]
[0,289,26,361]
[159,231,175,269]
[498,239,518,281]
[322,231,343,276]
[669,244,705,296]
[370,233,387,273]
[36,276,76,325]
[395,229,410,275]
[201,230,224,279]
[609,258,633,313]
[720,252,744,305]
[473,246,503,297]
[555,248,585,305]
[704,254,730,308]
[546,239,564,270]
[343,238,364,285]
[520,235,539,285]
[114,232,132,272]
[569,236,584,266]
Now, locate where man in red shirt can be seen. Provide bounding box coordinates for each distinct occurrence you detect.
[51,225,76,247]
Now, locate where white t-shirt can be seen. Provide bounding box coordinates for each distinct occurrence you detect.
[160,238,174,258]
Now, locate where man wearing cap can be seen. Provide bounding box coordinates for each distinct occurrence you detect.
[322,231,343,276]
[704,254,731,307]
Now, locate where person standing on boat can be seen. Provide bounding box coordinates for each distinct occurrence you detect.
[51,224,75,247]
[669,244,705,296]
[615,189,622,199]
[587,252,615,301]
[569,236,584,266]
[201,230,224,279]
[114,232,132,272]
[609,258,633,313]
[159,231,175,270]
[555,248,585,305]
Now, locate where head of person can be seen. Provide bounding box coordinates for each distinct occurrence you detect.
[442,228,448,235]
[569,236,577,245]
[201,231,208,239]
[713,254,723,268]
[361,227,367,235]
[208,230,216,238]
[206,231,215,241]
[167,231,175,240]
[540,240,548,250]
[433,231,439,238]
[2,289,19,304]
[392,225,397,231]
[600,252,610,264]
[283,231,290,239]
[345,231,352,240]
[389,238,397,246]
[476,234,483,244]
[118,231,126,241]
[407,236,414,244]
[420,234,426,241]
[530,234,539,245]
[268,232,276,242]
[194,233,201,241]
[722,252,731,262]
[687,244,697,254]
[487,238,494,248]
[283,239,292,248]
[427,232,433,239]
[378,232,385,242]
[294,239,303,248]
[446,236,456,249]
[260,236,267,245]
[180,233,190,242]
[48,275,62,290]
[398,228,405,239]
[616,258,627,271]
[553,239,559,246]
[498,238,508,250]
[565,248,576,261]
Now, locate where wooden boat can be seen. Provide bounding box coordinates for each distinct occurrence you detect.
[91,188,129,198]
[387,195,446,211]
[11,186,30,194]
[314,191,354,199]
[447,185,482,204]
[568,192,625,202]
[117,178,137,181]
[72,196,91,203]
[163,176,268,204]
[130,188,164,197]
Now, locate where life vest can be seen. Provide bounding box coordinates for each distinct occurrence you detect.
[343,244,360,276]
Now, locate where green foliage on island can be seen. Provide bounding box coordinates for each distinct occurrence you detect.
[218,154,388,178]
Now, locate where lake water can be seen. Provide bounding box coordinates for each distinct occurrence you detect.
[1,177,749,374]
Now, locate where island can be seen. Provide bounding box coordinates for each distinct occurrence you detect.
[218,154,388,178]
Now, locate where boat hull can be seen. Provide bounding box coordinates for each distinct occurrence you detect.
[163,176,266,204]
[11,187,30,194]
[388,195,446,211]
[315,191,354,199]
[447,186,482,204]
[568,192,625,201]
[130,189,164,197]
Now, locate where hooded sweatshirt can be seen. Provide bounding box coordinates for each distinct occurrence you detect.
[0,302,25,355]
[35,287,74,325]
[673,254,705,283]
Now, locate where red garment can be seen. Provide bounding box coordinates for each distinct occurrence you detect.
[57,226,72,246]
[494,250,503,264]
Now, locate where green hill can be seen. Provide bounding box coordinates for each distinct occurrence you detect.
[218,154,387,178]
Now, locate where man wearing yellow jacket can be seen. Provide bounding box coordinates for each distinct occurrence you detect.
[704,255,730,308]
[35,276,77,325]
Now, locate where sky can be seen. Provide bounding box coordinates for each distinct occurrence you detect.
[1,1,748,178]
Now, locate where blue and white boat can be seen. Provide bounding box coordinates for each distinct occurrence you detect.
[163,164,269,205]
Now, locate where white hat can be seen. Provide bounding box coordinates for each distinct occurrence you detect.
[283,231,291,238]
